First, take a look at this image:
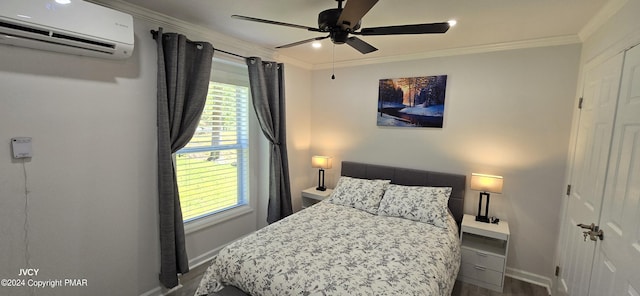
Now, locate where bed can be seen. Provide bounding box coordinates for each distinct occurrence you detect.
[195,161,466,296]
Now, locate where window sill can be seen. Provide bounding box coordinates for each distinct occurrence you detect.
[184,205,253,234]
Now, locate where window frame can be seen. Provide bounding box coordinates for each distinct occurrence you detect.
[174,57,256,233]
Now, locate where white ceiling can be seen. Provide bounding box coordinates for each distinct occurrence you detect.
[120,0,610,66]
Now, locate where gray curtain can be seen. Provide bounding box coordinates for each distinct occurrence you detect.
[154,28,214,288]
[246,57,293,224]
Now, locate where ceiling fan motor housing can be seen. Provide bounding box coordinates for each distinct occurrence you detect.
[318,8,361,32]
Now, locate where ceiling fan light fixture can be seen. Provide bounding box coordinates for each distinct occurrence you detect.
[448,19,457,27]
[312,41,322,48]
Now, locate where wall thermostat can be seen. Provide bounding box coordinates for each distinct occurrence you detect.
[11,137,33,159]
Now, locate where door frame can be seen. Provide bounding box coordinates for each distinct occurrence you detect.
[554,39,640,295]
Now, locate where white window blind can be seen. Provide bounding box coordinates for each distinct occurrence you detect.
[175,71,249,222]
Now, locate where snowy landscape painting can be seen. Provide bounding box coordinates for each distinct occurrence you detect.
[377,75,448,128]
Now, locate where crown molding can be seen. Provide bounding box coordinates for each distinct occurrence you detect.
[88,0,275,61]
[312,35,582,70]
[86,0,587,71]
[272,53,314,70]
[578,0,628,41]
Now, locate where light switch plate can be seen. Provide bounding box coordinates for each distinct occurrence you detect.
[11,137,32,158]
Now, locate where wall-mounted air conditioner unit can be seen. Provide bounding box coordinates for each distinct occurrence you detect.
[0,0,134,60]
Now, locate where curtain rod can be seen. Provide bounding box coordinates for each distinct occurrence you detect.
[150,30,248,59]
[214,48,247,59]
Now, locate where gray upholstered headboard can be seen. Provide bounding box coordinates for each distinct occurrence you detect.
[341,161,466,228]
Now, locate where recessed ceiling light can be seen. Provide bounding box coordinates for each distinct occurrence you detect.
[448,20,457,27]
[55,0,71,4]
[311,41,322,48]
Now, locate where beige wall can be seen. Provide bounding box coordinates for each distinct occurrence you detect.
[283,65,313,214]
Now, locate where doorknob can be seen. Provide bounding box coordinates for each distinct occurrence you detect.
[577,223,604,241]
[577,223,595,231]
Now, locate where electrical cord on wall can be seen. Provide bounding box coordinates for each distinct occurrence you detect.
[21,159,34,296]
[22,159,31,268]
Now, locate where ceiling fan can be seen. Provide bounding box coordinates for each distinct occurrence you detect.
[231,0,451,54]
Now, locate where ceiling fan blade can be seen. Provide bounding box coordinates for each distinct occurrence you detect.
[231,15,321,32]
[345,37,378,54]
[276,35,330,49]
[358,22,450,35]
[337,0,379,31]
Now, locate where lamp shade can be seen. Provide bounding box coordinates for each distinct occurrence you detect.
[470,173,503,194]
[311,156,332,169]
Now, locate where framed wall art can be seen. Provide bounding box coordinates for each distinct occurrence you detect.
[377,75,448,128]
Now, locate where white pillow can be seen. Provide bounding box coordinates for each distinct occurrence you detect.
[328,176,391,214]
[377,184,452,228]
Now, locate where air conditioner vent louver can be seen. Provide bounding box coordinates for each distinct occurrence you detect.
[0,20,116,50]
[0,20,49,36]
[0,0,134,60]
[51,32,115,49]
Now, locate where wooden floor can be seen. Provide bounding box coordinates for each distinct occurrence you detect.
[170,264,550,296]
[451,277,549,296]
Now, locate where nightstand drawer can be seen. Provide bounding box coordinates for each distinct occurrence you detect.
[458,214,509,292]
[461,248,505,272]
[459,262,504,287]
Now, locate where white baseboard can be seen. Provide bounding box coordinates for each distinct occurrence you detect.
[139,283,182,296]
[188,244,227,270]
[505,267,553,295]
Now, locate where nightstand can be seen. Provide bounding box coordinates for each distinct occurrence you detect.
[301,187,333,209]
[458,214,510,292]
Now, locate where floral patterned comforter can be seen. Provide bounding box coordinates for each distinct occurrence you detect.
[195,201,461,296]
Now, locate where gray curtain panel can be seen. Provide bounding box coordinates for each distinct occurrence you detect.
[246,57,293,224]
[154,28,214,288]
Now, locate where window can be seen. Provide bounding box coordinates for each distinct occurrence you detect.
[175,58,250,223]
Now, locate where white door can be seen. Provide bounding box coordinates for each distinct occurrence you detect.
[587,44,640,296]
[557,52,624,295]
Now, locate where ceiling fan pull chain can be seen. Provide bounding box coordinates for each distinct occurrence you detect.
[331,44,336,80]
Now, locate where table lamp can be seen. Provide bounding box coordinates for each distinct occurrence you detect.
[470,173,503,223]
[312,156,332,191]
